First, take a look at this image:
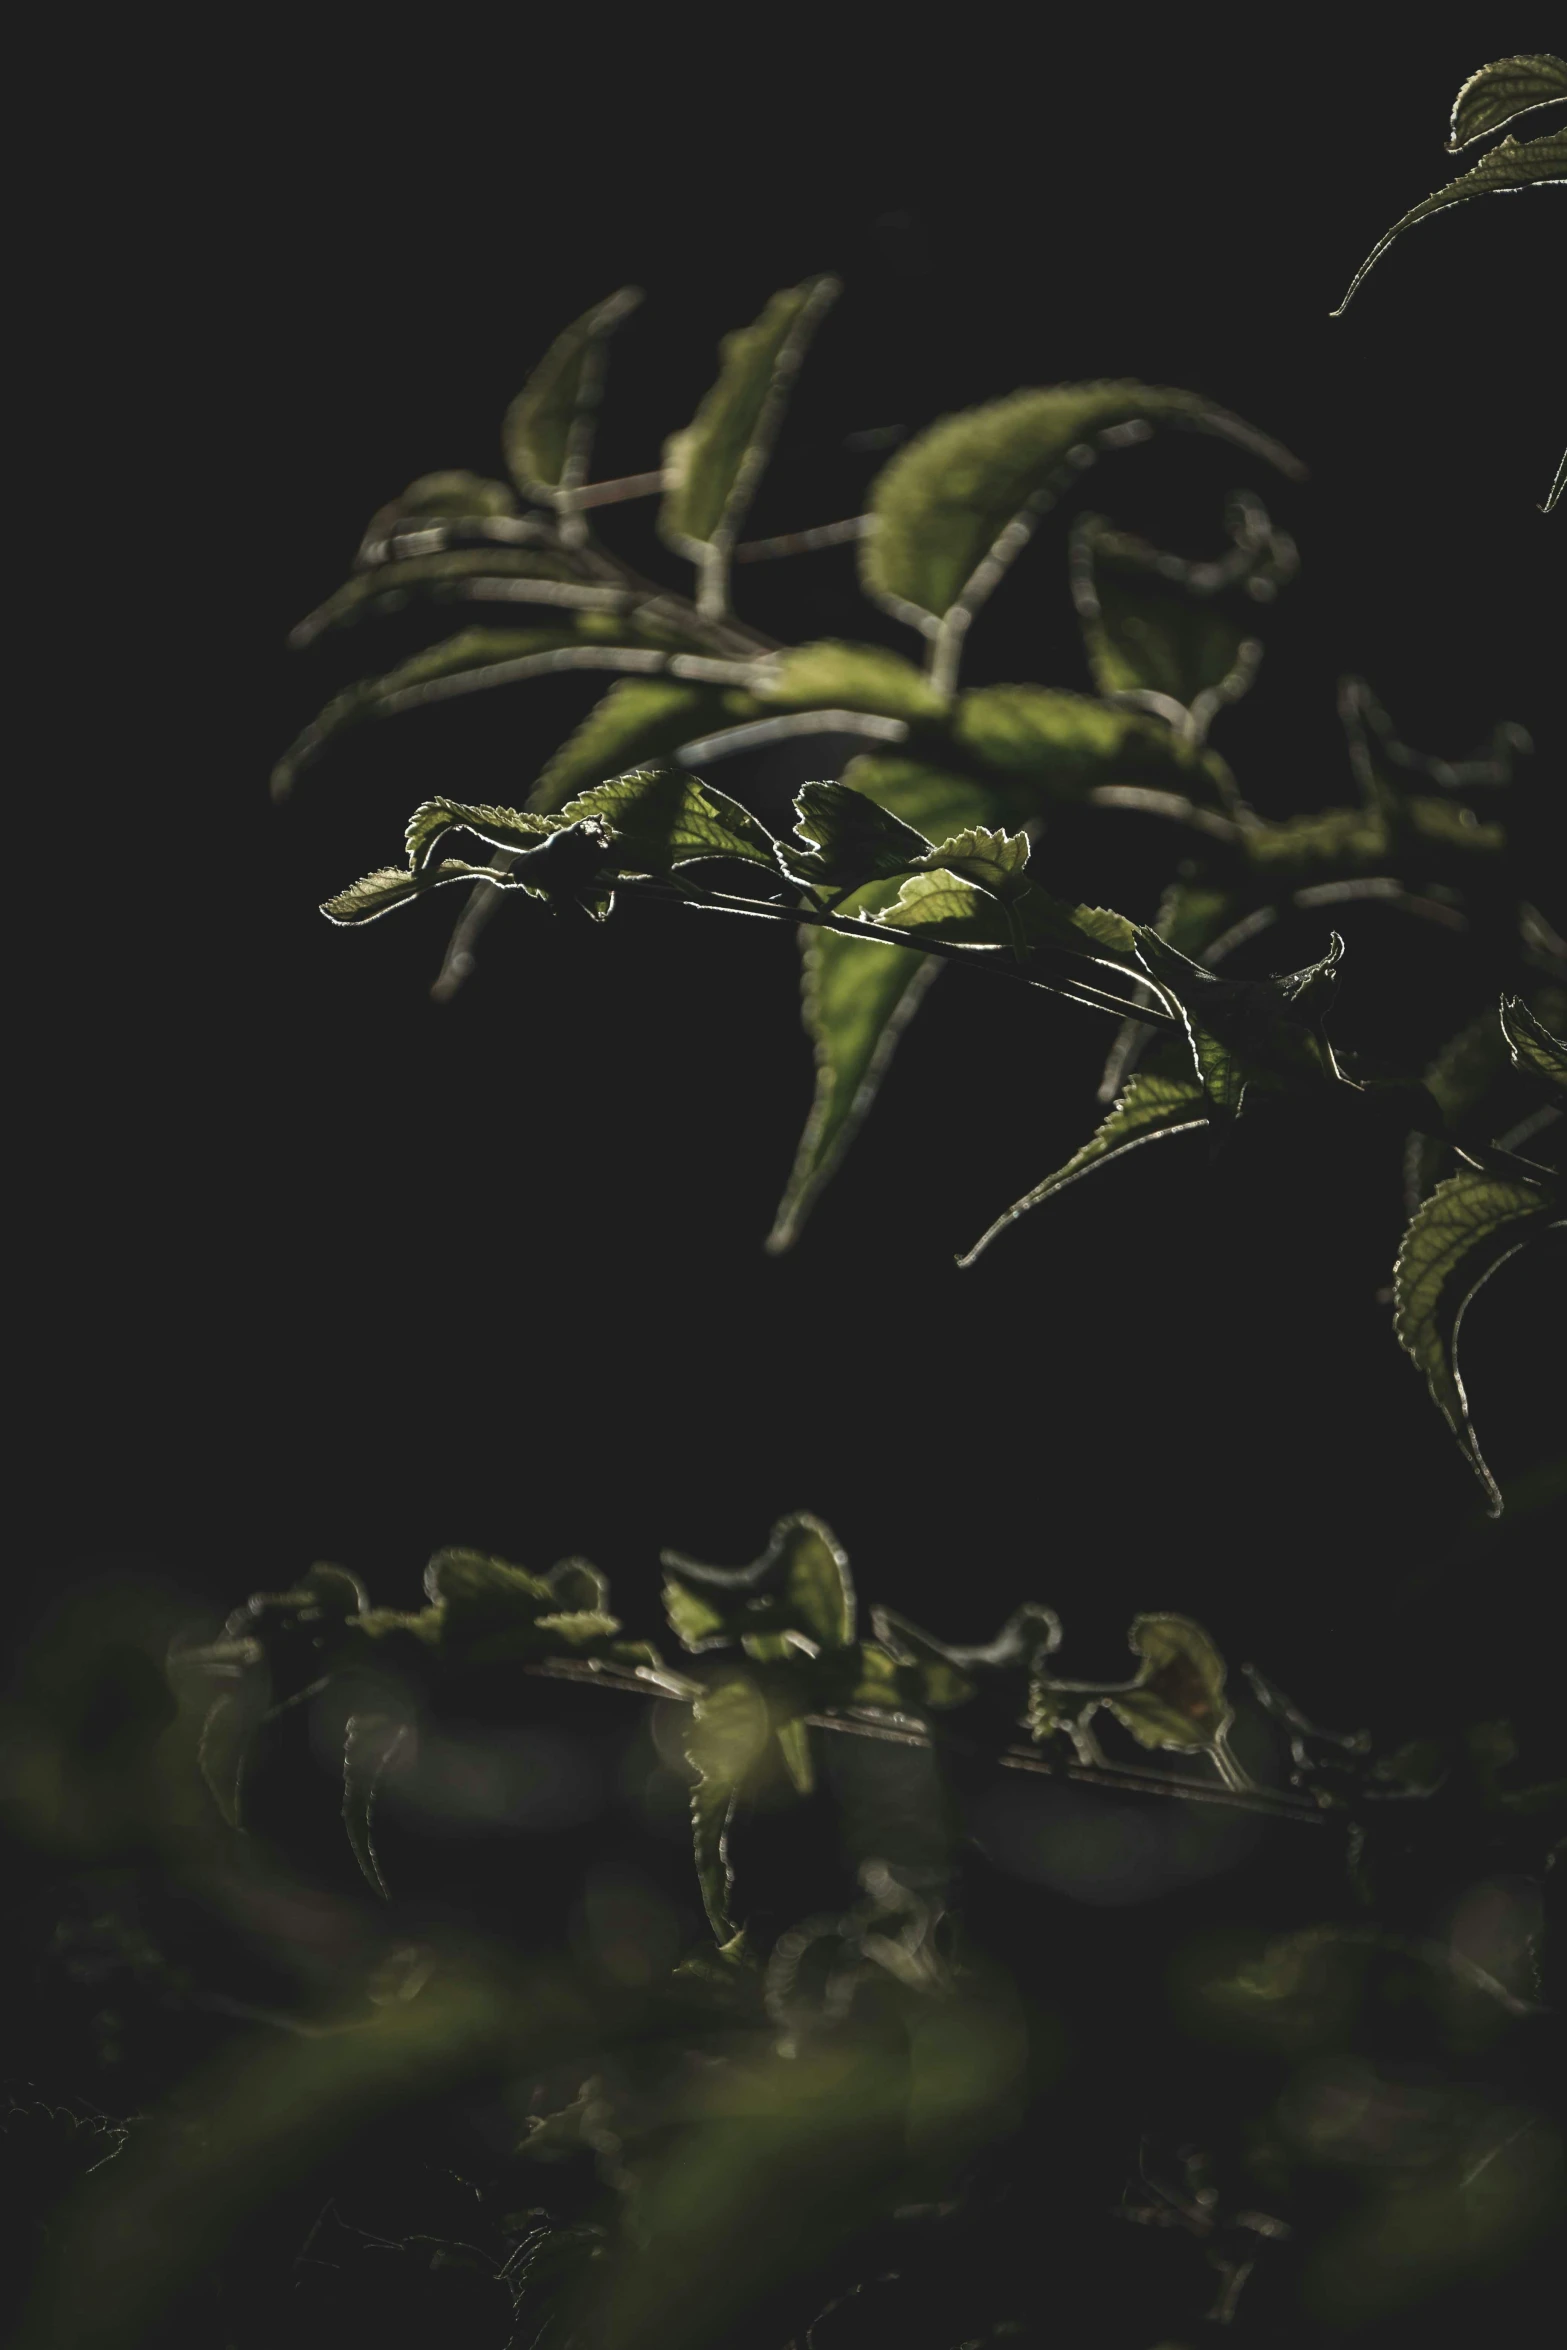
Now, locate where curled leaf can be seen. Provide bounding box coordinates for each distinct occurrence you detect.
[1500,996,1567,1093]
[1332,125,1567,314]
[959,1071,1207,1267]
[1448,55,1567,151]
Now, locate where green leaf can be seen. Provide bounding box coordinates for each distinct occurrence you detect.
[558,765,776,872]
[1500,995,1567,1093]
[502,286,643,507]
[836,755,1012,843]
[272,625,643,799]
[949,684,1235,808]
[958,1071,1208,1267]
[685,1677,772,1941]
[1333,126,1567,314]
[659,278,840,565]
[356,470,520,564]
[424,1549,558,1628]
[1069,492,1296,726]
[862,381,1302,629]
[775,780,935,894]
[1394,1171,1561,1513]
[1448,55,1567,150]
[1134,927,1345,1115]
[546,1557,613,1615]
[289,545,623,650]
[406,798,558,870]
[1106,1615,1234,1755]
[661,1513,856,1653]
[342,1711,411,1899]
[754,640,948,722]
[532,678,759,812]
[320,858,511,927]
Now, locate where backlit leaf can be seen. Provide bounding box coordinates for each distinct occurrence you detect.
[502,286,643,506]
[1108,1615,1234,1754]
[661,1513,855,1652]
[1393,1171,1562,1513]
[1448,55,1567,151]
[950,683,1236,808]
[1332,127,1567,314]
[342,1710,412,1898]
[320,859,510,927]
[558,765,776,871]
[1134,927,1345,1114]
[862,381,1302,628]
[958,1071,1207,1267]
[775,780,935,894]
[660,277,840,563]
[1500,995,1567,1092]
[754,639,948,721]
[685,1677,771,1940]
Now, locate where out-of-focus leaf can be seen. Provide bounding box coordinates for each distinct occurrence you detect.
[289,546,624,649]
[1393,1171,1562,1513]
[950,683,1236,807]
[356,470,519,565]
[1134,927,1345,1114]
[1448,55,1567,150]
[1069,491,1296,728]
[502,286,643,507]
[273,623,687,798]
[424,1549,558,1629]
[959,1071,1207,1266]
[1338,675,1531,811]
[1108,1615,1235,1755]
[685,1676,771,1941]
[861,381,1302,628]
[754,639,948,721]
[342,1709,411,1898]
[660,277,840,570]
[1332,127,1567,314]
[661,1513,855,1653]
[835,755,1010,843]
[532,678,758,810]
[1500,995,1567,1092]
[775,780,936,894]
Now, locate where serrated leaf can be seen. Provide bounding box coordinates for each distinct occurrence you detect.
[547,1557,612,1615]
[1106,1615,1233,1754]
[356,470,519,565]
[1394,1171,1561,1513]
[320,858,509,927]
[768,764,1008,1251]
[502,286,642,505]
[289,546,618,649]
[659,277,840,562]
[754,640,948,721]
[1449,55,1567,150]
[1069,492,1295,725]
[424,1549,558,1626]
[532,678,759,811]
[776,778,936,895]
[876,865,1136,970]
[1500,996,1567,1092]
[661,1513,855,1652]
[949,684,1235,807]
[959,1071,1208,1266]
[558,765,776,872]
[406,798,559,870]
[1333,126,1567,314]
[342,1710,412,1898]
[685,1677,772,1941]
[1134,927,1345,1114]
[862,381,1302,628]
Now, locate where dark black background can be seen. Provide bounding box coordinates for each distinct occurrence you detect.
[29,26,1564,1715]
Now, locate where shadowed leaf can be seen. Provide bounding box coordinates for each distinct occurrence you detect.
[1500,996,1567,1092]
[1332,126,1567,314]
[503,286,643,508]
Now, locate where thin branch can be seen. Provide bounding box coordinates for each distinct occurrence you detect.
[575,469,667,511]
[1086,785,1243,843]
[733,516,869,562]
[674,709,910,765]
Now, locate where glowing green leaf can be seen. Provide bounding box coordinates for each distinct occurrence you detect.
[320,858,511,927]
[862,381,1301,628]
[1107,1615,1234,1754]
[755,639,947,721]
[959,1071,1207,1267]
[661,1513,855,1653]
[1394,1171,1562,1513]
[774,780,935,894]
[660,278,840,564]
[502,286,642,504]
[685,1677,771,1941]
[558,765,776,871]
[1448,55,1567,150]
[950,684,1236,807]
[1500,996,1567,1093]
[1333,127,1567,314]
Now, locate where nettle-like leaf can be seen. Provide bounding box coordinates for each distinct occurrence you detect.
[684,1675,773,1945]
[560,766,776,874]
[1134,927,1346,1116]
[1393,1171,1563,1513]
[1332,123,1567,315]
[1500,995,1567,1092]
[659,277,840,590]
[355,469,521,566]
[774,780,936,896]
[1069,492,1297,735]
[960,1071,1208,1268]
[1028,1613,1242,1783]
[1448,55,1567,152]
[767,763,1005,1254]
[325,817,618,928]
[502,285,643,516]
[661,1513,856,1655]
[861,381,1303,633]
[320,858,516,927]
[875,848,1136,969]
